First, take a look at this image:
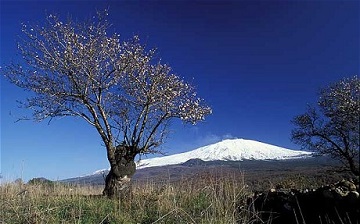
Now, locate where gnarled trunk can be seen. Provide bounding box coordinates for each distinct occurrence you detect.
[103,145,136,198]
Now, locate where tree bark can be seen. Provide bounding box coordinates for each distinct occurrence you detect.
[103,145,136,198]
[347,156,360,177]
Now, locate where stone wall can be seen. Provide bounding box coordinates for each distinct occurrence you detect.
[248,179,359,224]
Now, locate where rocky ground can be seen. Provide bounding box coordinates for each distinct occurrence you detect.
[249,179,359,224]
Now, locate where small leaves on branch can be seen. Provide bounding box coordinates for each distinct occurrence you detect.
[2,10,212,155]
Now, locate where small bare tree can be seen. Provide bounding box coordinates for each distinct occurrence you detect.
[291,76,359,177]
[3,11,212,198]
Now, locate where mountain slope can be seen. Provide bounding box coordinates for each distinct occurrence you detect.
[64,156,339,186]
[135,139,312,169]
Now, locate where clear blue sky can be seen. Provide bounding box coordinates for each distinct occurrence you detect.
[1,1,358,182]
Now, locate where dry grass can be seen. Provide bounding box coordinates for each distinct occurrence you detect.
[1,170,350,224]
[0,172,258,223]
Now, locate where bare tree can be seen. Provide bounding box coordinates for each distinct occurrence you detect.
[291,76,359,177]
[2,11,212,198]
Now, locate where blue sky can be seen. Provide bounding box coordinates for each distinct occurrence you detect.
[1,1,358,181]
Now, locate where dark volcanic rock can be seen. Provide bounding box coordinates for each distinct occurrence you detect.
[181,158,207,167]
[249,179,359,224]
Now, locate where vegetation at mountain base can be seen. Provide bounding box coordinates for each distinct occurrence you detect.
[28,177,54,186]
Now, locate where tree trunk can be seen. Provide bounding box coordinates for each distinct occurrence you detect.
[347,156,360,177]
[103,145,136,198]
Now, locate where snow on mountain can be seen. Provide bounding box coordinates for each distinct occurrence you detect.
[90,138,313,175]
[135,138,312,169]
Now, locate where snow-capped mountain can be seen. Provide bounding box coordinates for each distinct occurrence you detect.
[92,139,313,175]
[136,139,312,169]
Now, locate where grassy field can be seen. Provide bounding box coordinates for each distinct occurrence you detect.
[0,169,353,223]
[1,173,253,223]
